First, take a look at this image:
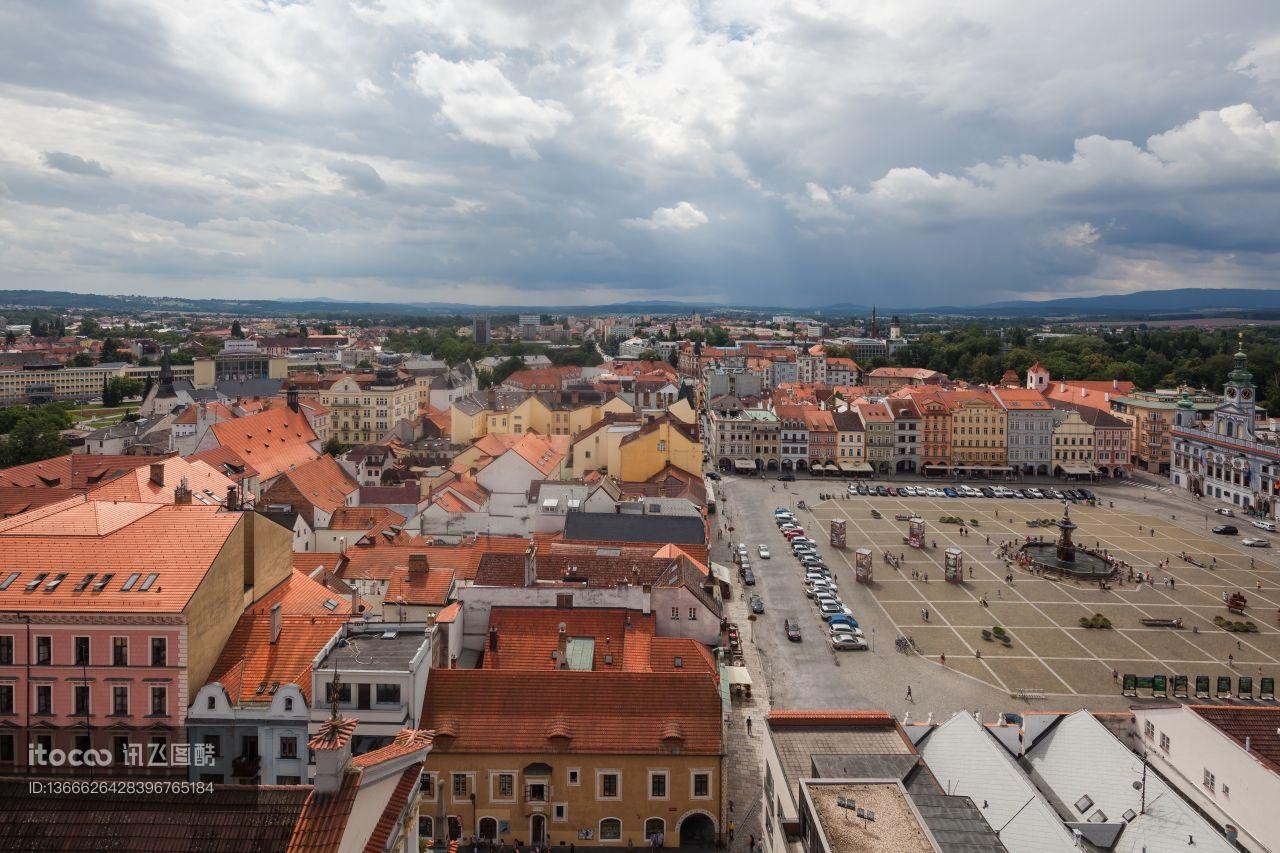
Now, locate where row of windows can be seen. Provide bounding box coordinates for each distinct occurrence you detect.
[429,769,713,803]
[0,635,166,667]
[0,683,168,717]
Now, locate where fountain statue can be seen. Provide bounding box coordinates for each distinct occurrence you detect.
[1055,504,1077,563]
[1018,502,1116,580]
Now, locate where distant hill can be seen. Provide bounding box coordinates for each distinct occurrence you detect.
[969,287,1280,316]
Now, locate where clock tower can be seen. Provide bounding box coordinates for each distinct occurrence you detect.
[1213,333,1256,441]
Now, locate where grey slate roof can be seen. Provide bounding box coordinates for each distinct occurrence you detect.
[562,511,705,545]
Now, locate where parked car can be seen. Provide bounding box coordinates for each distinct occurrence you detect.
[831,633,869,651]
[784,619,802,641]
[738,558,751,574]
[1215,507,1236,517]
[821,606,856,622]
[1252,520,1277,532]
[737,543,749,556]
[1242,538,1270,548]
[1078,488,1096,500]
[704,471,721,481]
[827,614,859,630]
[758,544,771,559]
[943,487,959,498]
[750,594,765,613]
[980,487,996,497]
[778,473,796,481]
[876,486,889,496]
[742,568,757,585]
[856,484,869,495]
[828,623,865,640]
[1212,524,1239,535]
[887,487,898,496]
[847,483,859,494]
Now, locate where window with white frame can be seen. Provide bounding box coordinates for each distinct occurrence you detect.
[649,770,668,799]
[600,818,622,841]
[691,771,711,799]
[567,768,580,786]
[1203,768,1215,792]
[493,772,515,801]
[598,771,620,799]
[1159,733,1170,752]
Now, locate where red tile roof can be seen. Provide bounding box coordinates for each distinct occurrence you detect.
[423,669,722,755]
[363,766,422,853]
[351,729,433,770]
[309,717,359,752]
[0,485,79,518]
[0,453,154,490]
[89,456,237,505]
[1189,705,1280,774]
[384,565,455,607]
[206,571,350,704]
[435,601,461,624]
[209,406,320,482]
[276,456,359,516]
[767,710,896,727]
[327,506,406,533]
[0,501,243,613]
[190,445,261,482]
[287,768,360,853]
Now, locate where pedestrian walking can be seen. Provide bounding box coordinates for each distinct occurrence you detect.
[746,715,753,736]
[940,653,946,666]
[1112,669,1119,683]
[1228,653,1235,667]
[906,685,913,702]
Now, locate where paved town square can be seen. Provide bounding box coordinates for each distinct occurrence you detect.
[717,476,1279,717]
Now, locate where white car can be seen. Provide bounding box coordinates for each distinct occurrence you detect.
[758,544,771,559]
[1242,538,1270,548]
[1252,520,1277,532]
[831,633,869,651]
[900,486,917,497]
[829,625,866,641]
[926,487,943,497]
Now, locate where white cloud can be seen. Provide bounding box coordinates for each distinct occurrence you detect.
[622,201,709,231]
[411,52,572,158]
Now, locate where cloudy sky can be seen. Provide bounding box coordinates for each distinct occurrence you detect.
[0,1,1278,308]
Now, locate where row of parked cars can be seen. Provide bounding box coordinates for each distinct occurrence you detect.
[847,482,1097,501]
[775,507,868,651]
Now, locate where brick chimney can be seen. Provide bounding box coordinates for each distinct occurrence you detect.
[287,387,300,412]
[523,544,537,586]
[225,485,239,512]
[270,603,282,644]
[149,462,165,487]
[557,623,569,669]
[174,477,192,505]
[408,554,429,574]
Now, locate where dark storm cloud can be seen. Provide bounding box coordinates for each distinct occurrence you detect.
[0,1,1277,305]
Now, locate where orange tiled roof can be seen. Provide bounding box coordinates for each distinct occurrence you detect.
[351,729,433,770]
[0,485,80,518]
[766,710,896,727]
[326,506,406,532]
[1189,705,1280,774]
[435,601,461,624]
[277,456,359,516]
[0,453,150,490]
[209,406,319,482]
[423,669,722,755]
[309,717,359,752]
[286,767,359,853]
[363,766,423,853]
[190,445,261,482]
[384,565,455,607]
[991,387,1052,410]
[89,456,236,505]
[0,501,242,613]
[206,572,350,704]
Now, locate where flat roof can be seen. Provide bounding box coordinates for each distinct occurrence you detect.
[804,781,937,853]
[317,628,428,673]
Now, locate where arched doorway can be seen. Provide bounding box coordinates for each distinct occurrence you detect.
[478,818,498,842]
[447,816,462,841]
[418,816,434,842]
[717,458,731,472]
[678,811,716,846]
[796,459,808,472]
[645,818,665,844]
[766,459,779,472]
[530,814,547,846]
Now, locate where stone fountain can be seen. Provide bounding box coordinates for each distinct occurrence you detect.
[1019,503,1115,580]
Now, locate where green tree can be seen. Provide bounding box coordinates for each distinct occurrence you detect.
[230,320,245,339]
[322,437,345,456]
[78,315,102,338]
[0,404,74,466]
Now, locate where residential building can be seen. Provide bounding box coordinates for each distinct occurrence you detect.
[865,367,945,391]
[857,401,894,477]
[775,404,811,473]
[910,390,954,476]
[1171,344,1279,518]
[0,498,293,776]
[617,415,701,482]
[0,361,195,405]
[1050,405,1095,476]
[419,662,723,846]
[993,387,1054,476]
[803,408,837,473]
[885,397,921,474]
[1111,387,1219,474]
[708,405,779,475]
[311,622,432,753]
[949,391,1007,476]
[320,364,420,446]
[1050,400,1133,478]
[186,570,352,784]
[259,454,360,551]
[1132,704,1280,853]
[831,410,868,476]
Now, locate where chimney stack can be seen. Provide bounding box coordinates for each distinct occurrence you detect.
[149,462,165,487]
[557,624,569,668]
[408,553,429,574]
[488,627,499,652]
[226,485,239,511]
[287,387,300,412]
[270,603,282,644]
[174,477,192,506]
